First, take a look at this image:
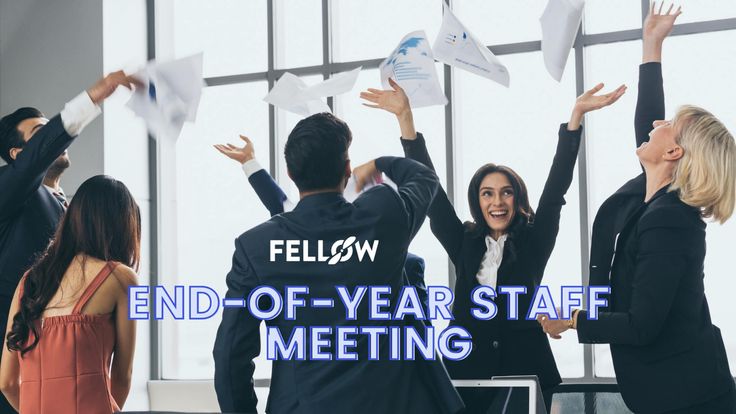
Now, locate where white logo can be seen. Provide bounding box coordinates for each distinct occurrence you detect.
[270,237,379,265]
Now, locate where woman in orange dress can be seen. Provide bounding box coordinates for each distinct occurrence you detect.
[0,175,139,413]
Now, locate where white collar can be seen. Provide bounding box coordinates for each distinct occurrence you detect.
[485,234,508,249]
[44,185,65,196]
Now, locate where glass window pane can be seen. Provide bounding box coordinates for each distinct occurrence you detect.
[275,0,323,69]
[171,0,267,77]
[584,0,642,35]
[453,0,547,44]
[454,51,584,377]
[332,0,442,62]
[587,32,736,377]
[669,0,736,24]
[162,82,271,379]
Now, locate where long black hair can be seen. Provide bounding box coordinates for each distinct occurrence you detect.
[7,175,141,355]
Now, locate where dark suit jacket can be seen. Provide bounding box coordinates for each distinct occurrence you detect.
[577,62,735,413]
[400,129,580,408]
[213,156,464,414]
[247,167,429,311]
[0,115,71,300]
[0,116,71,413]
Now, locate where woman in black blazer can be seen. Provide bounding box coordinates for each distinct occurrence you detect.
[540,5,736,413]
[360,77,625,412]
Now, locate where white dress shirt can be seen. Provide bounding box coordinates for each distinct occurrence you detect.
[475,234,507,288]
[59,91,101,137]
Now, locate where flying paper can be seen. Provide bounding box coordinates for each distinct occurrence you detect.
[264,67,362,117]
[379,31,447,108]
[127,53,204,140]
[541,0,585,81]
[432,2,510,87]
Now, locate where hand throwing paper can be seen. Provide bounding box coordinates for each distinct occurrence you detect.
[432,2,510,87]
[379,31,447,108]
[127,53,205,140]
[264,67,362,117]
[541,0,585,81]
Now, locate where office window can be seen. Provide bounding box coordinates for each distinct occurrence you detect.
[274,0,323,69]
[155,0,736,386]
[160,82,270,379]
[453,0,547,45]
[171,0,267,77]
[584,0,642,35]
[332,0,442,62]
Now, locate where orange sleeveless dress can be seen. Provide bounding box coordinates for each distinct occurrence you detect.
[18,261,120,414]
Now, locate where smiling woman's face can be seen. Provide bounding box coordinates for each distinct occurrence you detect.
[478,172,515,239]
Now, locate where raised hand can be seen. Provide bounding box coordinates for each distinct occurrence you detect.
[86,70,142,105]
[360,78,411,117]
[644,2,682,43]
[568,83,627,130]
[352,160,381,193]
[214,135,256,164]
[359,78,417,140]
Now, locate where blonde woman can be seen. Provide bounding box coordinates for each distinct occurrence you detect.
[540,4,736,413]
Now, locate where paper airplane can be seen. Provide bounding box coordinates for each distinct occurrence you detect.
[433,2,510,87]
[379,31,447,108]
[541,0,585,81]
[264,67,362,117]
[127,53,205,140]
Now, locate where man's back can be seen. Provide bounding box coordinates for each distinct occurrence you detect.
[213,156,464,414]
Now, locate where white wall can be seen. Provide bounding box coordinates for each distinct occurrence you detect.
[0,0,104,194]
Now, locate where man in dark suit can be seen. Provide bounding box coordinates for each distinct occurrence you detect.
[213,113,464,414]
[213,134,430,313]
[0,71,138,413]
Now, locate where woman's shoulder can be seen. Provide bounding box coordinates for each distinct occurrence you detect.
[641,191,704,231]
[110,263,139,289]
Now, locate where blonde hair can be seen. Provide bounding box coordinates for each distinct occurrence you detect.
[669,105,736,224]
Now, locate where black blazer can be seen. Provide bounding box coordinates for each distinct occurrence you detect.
[400,128,581,392]
[577,63,735,413]
[213,156,464,414]
[0,116,71,299]
[247,167,430,311]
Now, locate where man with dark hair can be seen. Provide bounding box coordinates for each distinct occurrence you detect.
[0,70,138,413]
[213,112,464,414]
[215,132,432,313]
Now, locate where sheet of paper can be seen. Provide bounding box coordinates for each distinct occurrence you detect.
[127,53,204,140]
[432,2,510,87]
[264,67,362,117]
[541,0,585,81]
[379,31,447,108]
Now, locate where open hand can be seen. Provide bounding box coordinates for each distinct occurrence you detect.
[360,78,411,118]
[574,83,627,115]
[86,71,142,105]
[644,2,682,43]
[214,135,255,164]
[352,160,381,193]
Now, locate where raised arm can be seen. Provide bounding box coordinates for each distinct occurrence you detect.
[215,135,289,217]
[0,71,139,221]
[360,78,465,264]
[530,83,626,282]
[635,2,682,147]
[213,238,261,413]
